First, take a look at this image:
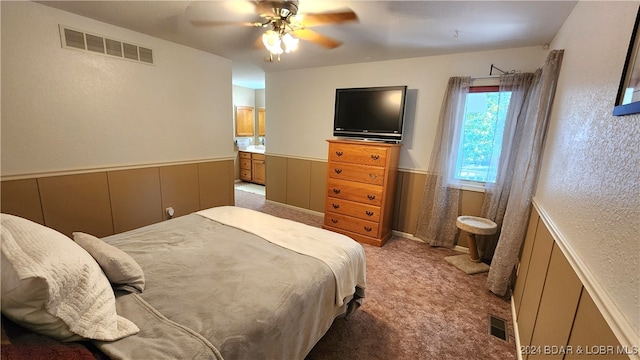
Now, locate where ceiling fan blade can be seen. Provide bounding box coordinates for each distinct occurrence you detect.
[190,20,258,27]
[293,28,342,49]
[298,10,358,27]
[254,35,266,49]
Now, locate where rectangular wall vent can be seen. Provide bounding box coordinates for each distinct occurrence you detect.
[139,47,154,64]
[122,42,139,60]
[489,315,508,341]
[105,39,123,57]
[59,25,154,65]
[85,34,105,54]
[63,28,85,50]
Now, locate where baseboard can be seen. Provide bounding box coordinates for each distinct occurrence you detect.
[391,230,423,242]
[390,230,470,256]
[511,293,523,360]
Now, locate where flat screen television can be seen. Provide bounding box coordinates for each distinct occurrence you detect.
[333,85,407,142]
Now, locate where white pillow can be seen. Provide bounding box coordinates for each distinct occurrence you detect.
[73,232,145,293]
[0,214,139,341]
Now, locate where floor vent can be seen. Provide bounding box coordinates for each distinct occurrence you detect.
[59,25,154,65]
[489,315,508,341]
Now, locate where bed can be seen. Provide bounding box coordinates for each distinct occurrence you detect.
[1,206,367,359]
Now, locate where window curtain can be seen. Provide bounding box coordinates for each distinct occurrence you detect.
[414,76,470,247]
[475,72,539,263]
[480,50,564,296]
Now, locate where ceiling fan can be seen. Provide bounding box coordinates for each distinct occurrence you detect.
[190,0,358,61]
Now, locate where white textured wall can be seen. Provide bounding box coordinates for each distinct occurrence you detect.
[539,1,640,334]
[1,2,233,177]
[265,47,547,169]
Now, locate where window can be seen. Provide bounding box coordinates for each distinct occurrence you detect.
[453,86,511,184]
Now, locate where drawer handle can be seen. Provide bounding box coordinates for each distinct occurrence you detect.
[371,154,380,160]
[369,174,377,179]
[333,188,341,194]
[336,151,343,157]
[334,168,342,174]
[332,203,340,209]
[365,210,374,217]
[331,219,339,224]
[367,194,376,201]
[364,226,372,232]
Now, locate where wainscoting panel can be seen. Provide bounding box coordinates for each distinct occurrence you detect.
[38,172,114,237]
[513,204,631,359]
[309,161,327,213]
[159,164,200,220]
[0,178,44,225]
[528,244,582,360]
[392,170,426,235]
[198,161,234,209]
[564,289,625,360]
[516,220,555,349]
[265,155,287,204]
[513,209,541,314]
[1,159,234,238]
[264,159,489,246]
[286,158,311,209]
[108,167,163,234]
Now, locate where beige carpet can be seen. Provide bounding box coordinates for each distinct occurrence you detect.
[235,189,517,360]
[445,254,491,275]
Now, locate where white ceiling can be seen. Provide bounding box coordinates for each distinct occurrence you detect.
[40,0,578,89]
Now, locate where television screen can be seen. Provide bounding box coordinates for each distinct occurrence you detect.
[333,86,407,142]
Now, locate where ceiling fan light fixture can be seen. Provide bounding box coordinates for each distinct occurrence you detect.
[282,33,299,53]
[262,30,283,54]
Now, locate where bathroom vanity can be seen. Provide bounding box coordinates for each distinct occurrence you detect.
[239,147,265,185]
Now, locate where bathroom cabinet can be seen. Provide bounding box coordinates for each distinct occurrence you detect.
[239,151,265,185]
[235,106,254,137]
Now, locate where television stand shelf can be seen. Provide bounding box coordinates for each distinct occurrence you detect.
[322,139,401,247]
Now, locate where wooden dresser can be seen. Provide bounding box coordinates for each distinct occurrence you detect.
[323,140,401,246]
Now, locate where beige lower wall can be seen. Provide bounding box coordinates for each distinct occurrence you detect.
[514,204,629,360]
[265,155,327,213]
[1,159,235,237]
[265,155,484,246]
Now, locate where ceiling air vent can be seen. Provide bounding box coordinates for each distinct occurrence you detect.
[59,25,154,65]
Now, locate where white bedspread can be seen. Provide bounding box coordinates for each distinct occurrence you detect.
[196,206,366,306]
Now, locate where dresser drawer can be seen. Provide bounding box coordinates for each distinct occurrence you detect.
[240,169,251,181]
[239,152,251,159]
[324,213,379,237]
[328,143,388,166]
[252,153,265,161]
[328,162,385,186]
[240,158,252,169]
[327,178,383,206]
[325,198,381,222]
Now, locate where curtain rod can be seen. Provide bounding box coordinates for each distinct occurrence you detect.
[489,64,519,76]
[471,64,521,80]
[472,75,501,80]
